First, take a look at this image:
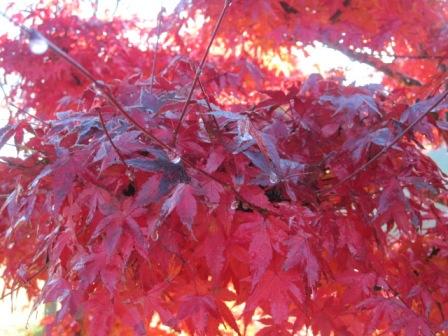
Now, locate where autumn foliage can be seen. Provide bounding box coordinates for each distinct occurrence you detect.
[0,0,447,335]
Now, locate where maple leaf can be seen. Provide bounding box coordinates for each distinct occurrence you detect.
[320,93,381,120]
[284,233,320,289]
[30,148,89,213]
[195,223,226,280]
[71,252,107,290]
[91,198,147,257]
[357,297,433,336]
[244,270,303,325]
[150,183,197,235]
[41,276,71,303]
[249,224,272,288]
[127,155,190,195]
[95,130,146,170]
[204,146,226,173]
[84,292,115,336]
[175,295,218,335]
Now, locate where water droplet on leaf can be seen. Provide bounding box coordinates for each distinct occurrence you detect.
[15,215,27,226]
[167,151,181,164]
[230,200,239,210]
[29,32,48,55]
[125,170,133,179]
[269,171,279,184]
[198,117,205,128]
[237,118,253,141]
[92,81,106,95]
[171,155,181,164]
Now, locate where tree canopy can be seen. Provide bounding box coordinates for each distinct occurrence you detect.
[0,0,447,335]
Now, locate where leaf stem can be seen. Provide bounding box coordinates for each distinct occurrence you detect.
[197,77,221,133]
[97,107,129,170]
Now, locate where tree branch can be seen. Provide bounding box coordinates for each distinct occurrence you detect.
[149,6,164,95]
[1,10,298,227]
[325,41,423,87]
[320,86,448,194]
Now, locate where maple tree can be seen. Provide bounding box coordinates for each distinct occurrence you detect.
[0,0,447,335]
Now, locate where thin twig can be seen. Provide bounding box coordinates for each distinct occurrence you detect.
[149,6,164,95]
[389,53,447,61]
[0,81,13,120]
[197,78,213,112]
[8,101,49,126]
[324,6,423,87]
[97,107,129,169]
[112,0,121,16]
[381,275,435,336]
[197,77,220,131]
[173,0,231,145]
[92,0,99,17]
[320,87,448,194]
[0,264,47,301]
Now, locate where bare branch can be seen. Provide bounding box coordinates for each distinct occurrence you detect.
[149,6,164,95]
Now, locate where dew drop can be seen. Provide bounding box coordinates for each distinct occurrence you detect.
[92,81,106,96]
[168,151,181,164]
[230,200,239,210]
[239,132,253,142]
[171,155,181,164]
[198,117,205,128]
[151,230,159,241]
[15,215,27,226]
[29,32,48,55]
[125,169,133,179]
[237,118,253,142]
[269,171,279,184]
